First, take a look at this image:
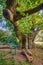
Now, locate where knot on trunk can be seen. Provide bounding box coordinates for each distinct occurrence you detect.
[3,9,13,21]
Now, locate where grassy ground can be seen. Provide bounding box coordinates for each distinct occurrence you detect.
[0,44,43,65]
[0,50,33,65]
[35,44,43,49]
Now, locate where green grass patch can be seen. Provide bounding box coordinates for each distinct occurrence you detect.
[35,44,43,49]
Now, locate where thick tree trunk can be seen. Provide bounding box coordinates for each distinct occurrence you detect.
[13,21,22,49]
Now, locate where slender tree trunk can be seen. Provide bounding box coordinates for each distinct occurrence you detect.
[28,30,39,49]
[22,35,26,49]
[22,35,29,49]
[28,37,34,49]
[25,36,29,49]
[28,34,35,49]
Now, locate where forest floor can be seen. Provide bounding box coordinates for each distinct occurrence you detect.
[31,48,43,65]
[0,48,43,65]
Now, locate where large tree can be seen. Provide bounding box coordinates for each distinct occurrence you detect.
[2,0,43,49]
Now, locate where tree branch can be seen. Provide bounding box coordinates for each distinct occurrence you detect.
[14,12,25,21]
[3,2,43,22]
[24,3,43,15]
[14,3,43,21]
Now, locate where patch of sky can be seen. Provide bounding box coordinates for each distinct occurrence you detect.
[39,10,43,15]
[0,19,8,31]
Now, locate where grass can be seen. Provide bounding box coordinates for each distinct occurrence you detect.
[0,44,43,65]
[0,58,33,65]
[0,50,33,65]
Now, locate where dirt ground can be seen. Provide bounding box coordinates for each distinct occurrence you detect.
[30,48,43,65]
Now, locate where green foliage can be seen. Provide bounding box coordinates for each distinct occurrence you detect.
[17,15,32,35]
[16,0,43,36]
[0,0,6,8]
[0,30,19,45]
[6,19,14,31]
[16,0,43,13]
[17,12,43,35]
